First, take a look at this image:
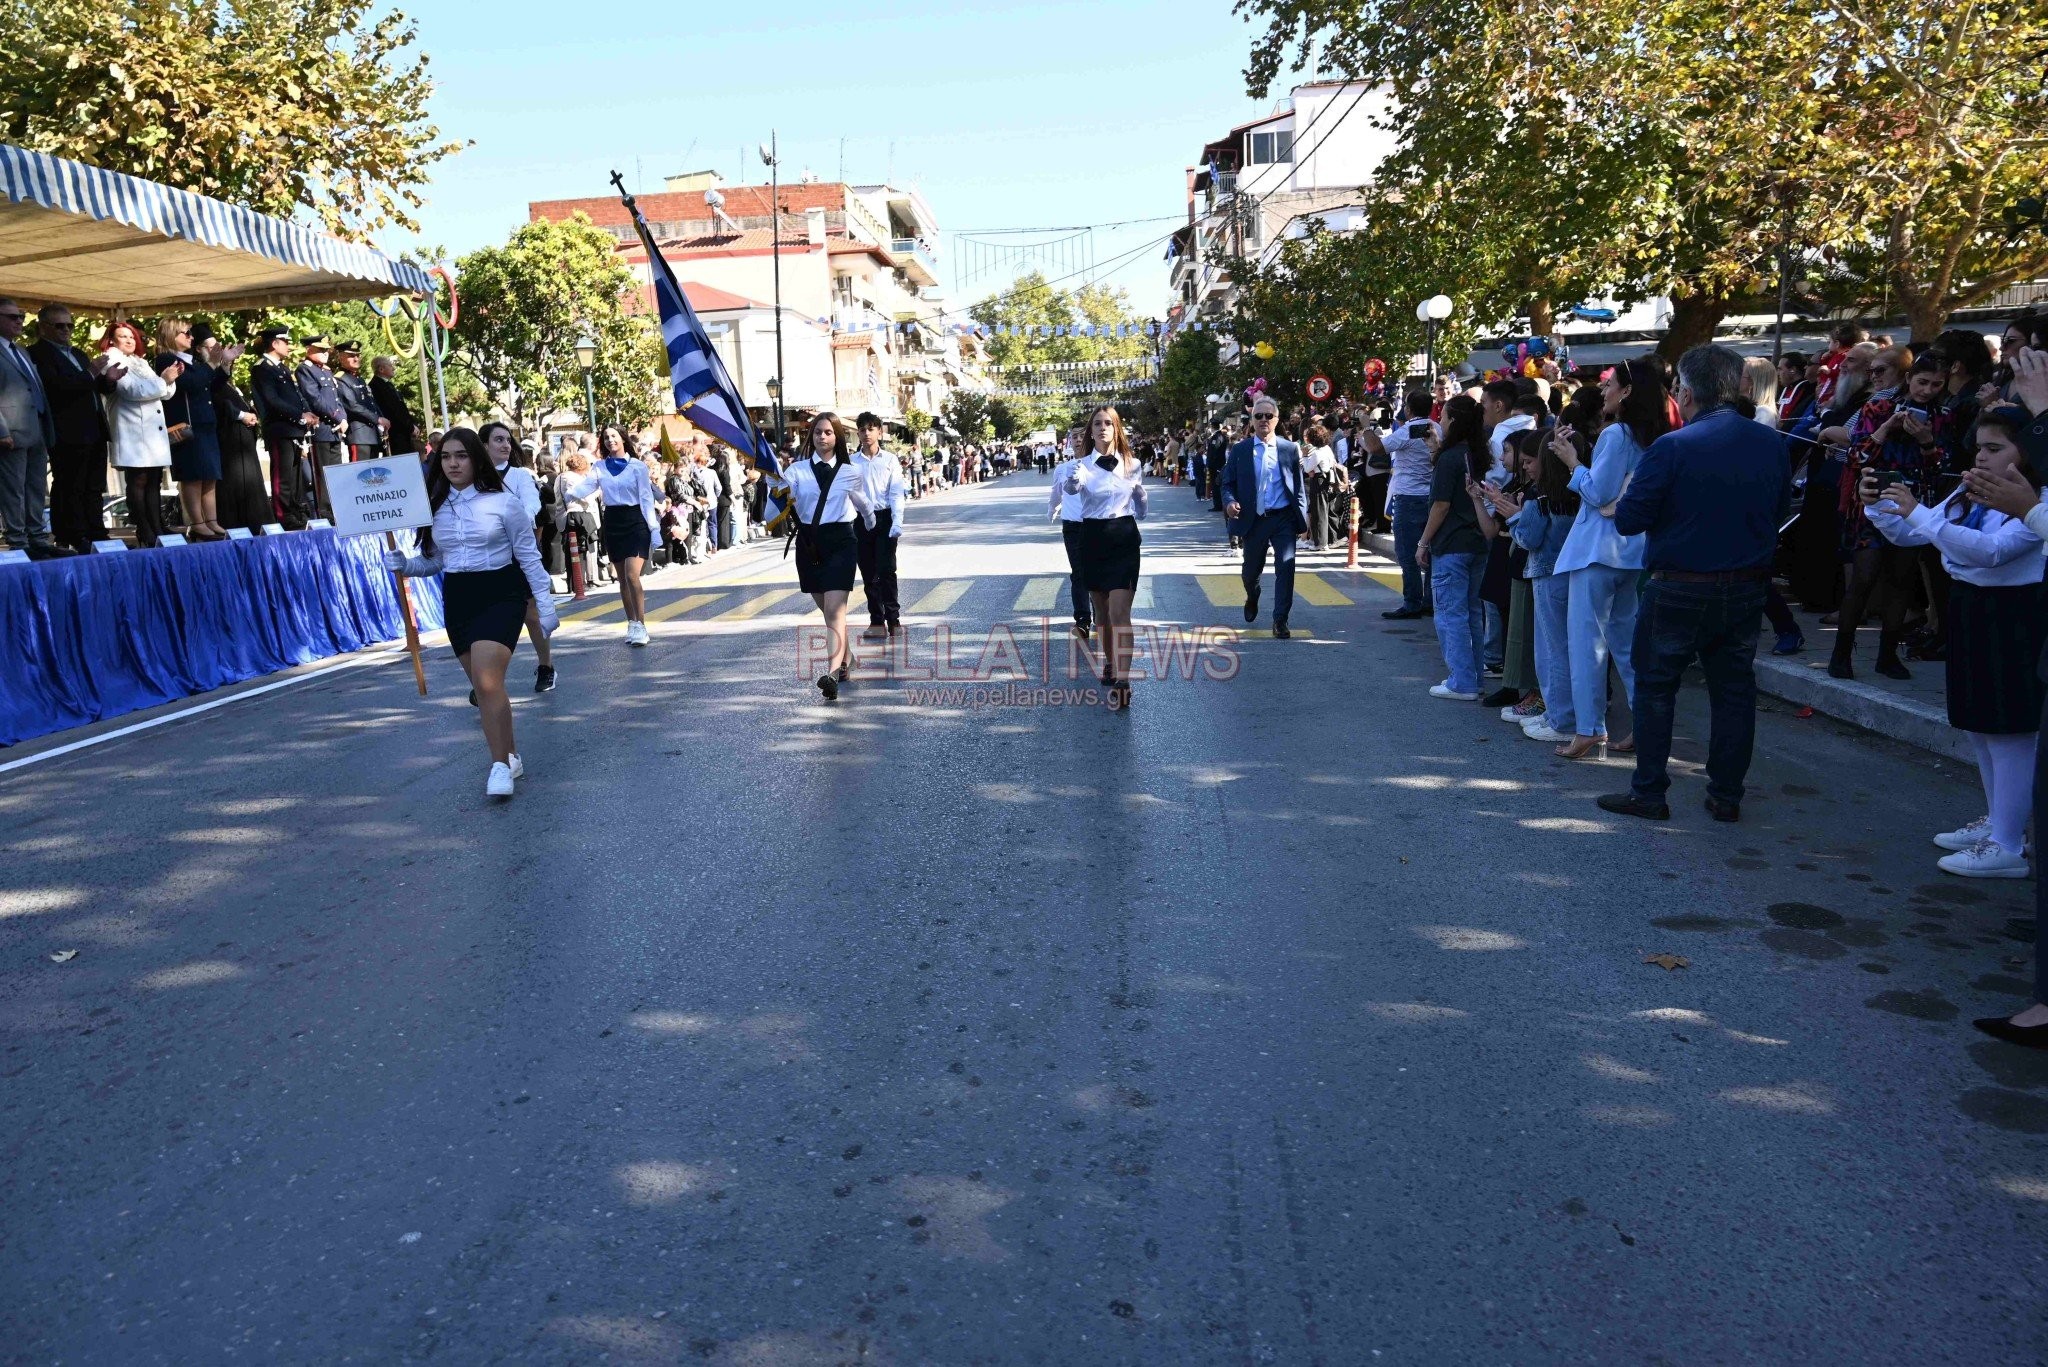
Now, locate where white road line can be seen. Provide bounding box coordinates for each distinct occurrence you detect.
[0,645,411,777]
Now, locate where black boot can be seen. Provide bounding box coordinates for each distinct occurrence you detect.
[1875,631,1911,680]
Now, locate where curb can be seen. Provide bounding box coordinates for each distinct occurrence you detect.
[1359,531,1968,763]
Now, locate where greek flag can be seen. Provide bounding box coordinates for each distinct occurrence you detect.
[614,177,788,530]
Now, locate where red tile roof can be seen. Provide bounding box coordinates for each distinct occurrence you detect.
[529,183,848,227]
[649,229,827,257]
[680,281,771,312]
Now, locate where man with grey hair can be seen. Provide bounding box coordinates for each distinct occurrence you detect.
[1599,344,1791,824]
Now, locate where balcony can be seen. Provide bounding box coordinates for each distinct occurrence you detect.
[891,238,940,286]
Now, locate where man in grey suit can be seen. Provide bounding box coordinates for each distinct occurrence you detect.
[0,297,69,558]
[1220,395,1309,637]
[295,335,346,517]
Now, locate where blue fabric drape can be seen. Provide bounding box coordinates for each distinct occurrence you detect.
[0,530,444,747]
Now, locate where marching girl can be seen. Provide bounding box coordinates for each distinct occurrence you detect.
[384,428,559,799]
[1063,405,1148,711]
[559,426,660,646]
[783,412,876,700]
[1048,421,1094,641]
[1862,405,2045,879]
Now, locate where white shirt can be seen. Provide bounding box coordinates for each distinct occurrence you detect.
[785,455,874,525]
[1487,413,1536,482]
[396,487,556,626]
[562,457,659,532]
[1870,490,2047,586]
[1050,457,1089,522]
[1069,454,1148,520]
[1384,419,1437,498]
[852,446,907,535]
[495,462,541,520]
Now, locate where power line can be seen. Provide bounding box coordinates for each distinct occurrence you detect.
[945,213,1185,234]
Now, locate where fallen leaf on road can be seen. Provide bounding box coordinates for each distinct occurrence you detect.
[399,1231,422,1244]
[47,949,77,964]
[1795,706,1815,719]
[1643,953,1689,971]
[1398,856,1409,864]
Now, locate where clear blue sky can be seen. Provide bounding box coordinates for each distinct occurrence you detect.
[379,0,1292,314]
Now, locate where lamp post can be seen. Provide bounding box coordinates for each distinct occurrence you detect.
[1416,294,1453,388]
[574,331,598,435]
[760,133,786,448]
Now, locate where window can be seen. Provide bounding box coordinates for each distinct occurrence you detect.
[1247,129,1293,165]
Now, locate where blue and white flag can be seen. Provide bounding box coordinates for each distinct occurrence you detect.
[614,177,788,529]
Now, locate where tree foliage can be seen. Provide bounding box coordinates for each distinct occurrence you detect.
[1154,328,1223,428]
[941,389,995,441]
[3,0,465,238]
[968,272,1155,431]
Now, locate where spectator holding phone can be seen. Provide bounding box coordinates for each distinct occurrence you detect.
[1364,390,1438,618]
[1862,405,2044,879]
[1831,352,1946,680]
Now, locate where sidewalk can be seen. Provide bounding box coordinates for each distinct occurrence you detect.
[1359,529,1967,762]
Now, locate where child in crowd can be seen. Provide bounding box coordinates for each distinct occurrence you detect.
[1863,405,2045,878]
[1500,427,1585,743]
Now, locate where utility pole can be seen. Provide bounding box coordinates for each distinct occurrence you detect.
[762,131,785,450]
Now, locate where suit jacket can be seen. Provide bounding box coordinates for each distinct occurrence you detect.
[251,356,310,439]
[370,376,417,454]
[27,338,108,446]
[1220,436,1308,537]
[295,360,345,443]
[0,339,53,450]
[336,372,384,446]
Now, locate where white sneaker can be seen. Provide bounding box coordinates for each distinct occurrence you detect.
[1932,815,1991,852]
[1522,720,1569,742]
[485,762,515,798]
[627,621,649,646]
[1428,682,1480,701]
[1936,838,2029,879]
[507,753,524,780]
[1499,704,1525,721]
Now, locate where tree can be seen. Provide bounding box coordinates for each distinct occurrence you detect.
[942,390,995,441]
[1155,328,1222,428]
[986,397,1021,440]
[447,214,662,437]
[904,408,933,445]
[3,0,465,238]
[968,272,1155,430]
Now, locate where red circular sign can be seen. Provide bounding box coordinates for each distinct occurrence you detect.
[1306,374,1332,402]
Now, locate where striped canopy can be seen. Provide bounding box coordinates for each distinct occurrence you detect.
[0,143,433,312]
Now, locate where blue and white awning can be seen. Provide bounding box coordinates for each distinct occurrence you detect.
[0,143,433,311]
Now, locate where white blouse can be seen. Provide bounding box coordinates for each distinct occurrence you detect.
[1068,453,1148,521]
[1048,457,1088,522]
[394,487,555,607]
[785,455,875,525]
[852,448,907,530]
[562,457,659,532]
[1868,490,2048,587]
[495,462,542,520]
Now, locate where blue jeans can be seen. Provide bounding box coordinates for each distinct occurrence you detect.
[1240,510,1299,624]
[1484,600,1505,670]
[1566,563,1640,738]
[1532,573,1574,733]
[1630,577,1767,806]
[1390,494,1431,611]
[1431,551,1485,693]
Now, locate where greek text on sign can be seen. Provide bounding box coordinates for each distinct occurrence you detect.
[323,455,432,536]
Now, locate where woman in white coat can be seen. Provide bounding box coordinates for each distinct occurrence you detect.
[95,320,179,548]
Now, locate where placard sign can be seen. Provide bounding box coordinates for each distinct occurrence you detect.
[226,527,254,541]
[158,533,187,547]
[260,523,285,535]
[322,454,432,536]
[92,539,128,554]
[0,548,29,566]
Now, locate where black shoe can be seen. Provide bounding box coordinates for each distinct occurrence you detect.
[468,688,477,707]
[1074,620,1091,641]
[534,665,557,694]
[1381,606,1425,620]
[817,672,839,701]
[1973,1016,2048,1050]
[1704,796,1741,823]
[27,542,76,559]
[1484,662,1505,677]
[1102,666,1115,687]
[836,664,850,683]
[1875,655,1911,680]
[1273,624,1291,640]
[1243,587,1259,623]
[1481,686,1520,708]
[887,620,901,637]
[1596,792,1670,821]
[1827,653,1854,680]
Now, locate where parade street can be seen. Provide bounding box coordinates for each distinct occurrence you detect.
[3,472,2045,1366]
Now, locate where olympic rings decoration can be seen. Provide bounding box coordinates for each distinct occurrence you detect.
[382,302,422,359]
[428,266,458,331]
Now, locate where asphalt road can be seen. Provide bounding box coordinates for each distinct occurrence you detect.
[3,471,2045,1365]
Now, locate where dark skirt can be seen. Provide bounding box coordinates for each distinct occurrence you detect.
[443,564,531,657]
[171,423,223,482]
[1946,580,2046,734]
[1077,515,1141,593]
[795,520,858,594]
[215,422,268,529]
[602,504,651,563]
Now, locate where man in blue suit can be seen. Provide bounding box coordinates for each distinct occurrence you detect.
[1221,396,1309,638]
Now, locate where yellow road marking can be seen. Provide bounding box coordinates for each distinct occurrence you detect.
[644,592,724,622]
[1014,577,1062,612]
[714,588,799,620]
[1294,572,1353,606]
[906,580,972,615]
[1198,574,1244,607]
[560,597,624,623]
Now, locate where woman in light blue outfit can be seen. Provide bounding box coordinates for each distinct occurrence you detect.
[1548,360,1671,759]
[1499,429,1584,743]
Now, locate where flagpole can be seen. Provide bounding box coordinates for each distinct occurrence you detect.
[764,131,785,455]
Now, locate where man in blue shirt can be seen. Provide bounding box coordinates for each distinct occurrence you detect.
[1598,344,1792,823]
[1221,397,1309,638]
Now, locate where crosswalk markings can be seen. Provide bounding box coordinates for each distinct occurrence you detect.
[645,592,724,623]
[1198,574,1245,607]
[906,580,972,615]
[1293,573,1353,606]
[1132,580,1153,610]
[1014,577,1062,612]
[560,597,624,623]
[713,588,799,620]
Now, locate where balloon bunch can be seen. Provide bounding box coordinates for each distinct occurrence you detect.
[1244,376,1268,403]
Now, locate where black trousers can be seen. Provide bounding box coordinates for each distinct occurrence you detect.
[311,440,344,517]
[1630,578,1767,807]
[49,439,108,550]
[266,432,311,527]
[1060,520,1092,627]
[123,468,164,547]
[856,509,900,623]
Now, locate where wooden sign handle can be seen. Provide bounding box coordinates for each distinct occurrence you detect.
[384,530,428,697]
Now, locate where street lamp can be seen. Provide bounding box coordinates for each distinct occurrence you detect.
[760,133,786,448]
[1416,294,1453,389]
[574,331,598,435]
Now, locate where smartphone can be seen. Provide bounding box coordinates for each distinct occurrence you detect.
[1095,454,1118,472]
[1408,422,1430,439]
[1897,406,1931,425]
